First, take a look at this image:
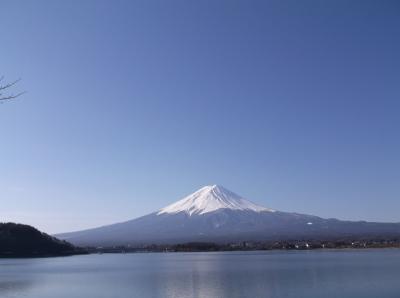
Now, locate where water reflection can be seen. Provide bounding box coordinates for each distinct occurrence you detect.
[157,253,226,297]
[0,250,400,298]
[0,280,35,298]
[0,259,41,298]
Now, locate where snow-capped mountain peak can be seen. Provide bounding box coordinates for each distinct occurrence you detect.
[56,184,400,247]
[157,184,274,216]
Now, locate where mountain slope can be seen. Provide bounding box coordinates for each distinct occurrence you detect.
[56,185,400,246]
[0,222,83,257]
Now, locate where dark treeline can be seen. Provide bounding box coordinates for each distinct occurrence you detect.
[0,223,86,258]
[87,238,400,254]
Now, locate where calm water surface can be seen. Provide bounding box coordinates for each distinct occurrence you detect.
[1,249,400,298]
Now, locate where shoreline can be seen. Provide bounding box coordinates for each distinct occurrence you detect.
[85,240,400,255]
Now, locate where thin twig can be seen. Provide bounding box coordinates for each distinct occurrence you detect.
[0,77,24,101]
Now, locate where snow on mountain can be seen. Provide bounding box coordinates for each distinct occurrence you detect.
[157,185,274,216]
[55,184,400,246]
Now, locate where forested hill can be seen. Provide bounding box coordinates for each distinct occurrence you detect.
[0,222,84,257]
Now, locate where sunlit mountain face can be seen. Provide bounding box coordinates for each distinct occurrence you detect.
[56,185,400,246]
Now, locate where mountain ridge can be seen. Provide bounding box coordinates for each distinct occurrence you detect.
[56,185,400,246]
[0,222,84,257]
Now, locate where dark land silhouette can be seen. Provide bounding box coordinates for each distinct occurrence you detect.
[0,223,85,258]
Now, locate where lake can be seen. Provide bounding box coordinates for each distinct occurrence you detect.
[1,249,400,298]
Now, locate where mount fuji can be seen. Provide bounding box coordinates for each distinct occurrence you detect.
[56,185,400,246]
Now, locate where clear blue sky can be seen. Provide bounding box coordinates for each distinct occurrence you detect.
[1,0,399,233]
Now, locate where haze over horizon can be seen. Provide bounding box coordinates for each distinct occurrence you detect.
[1,0,399,234]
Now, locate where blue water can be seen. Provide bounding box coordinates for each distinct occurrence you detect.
[1,249,400,298]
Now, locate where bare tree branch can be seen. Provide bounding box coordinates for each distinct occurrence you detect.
[0,77,24,101]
